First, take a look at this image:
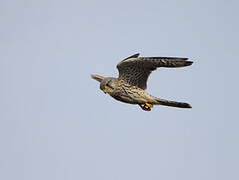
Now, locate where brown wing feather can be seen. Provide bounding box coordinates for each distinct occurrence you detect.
[117,53,193,89]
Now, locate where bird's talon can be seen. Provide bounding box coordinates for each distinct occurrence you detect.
[139,103,153,111]
[145,103,153,108]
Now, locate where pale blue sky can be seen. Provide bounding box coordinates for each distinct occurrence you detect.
[1,0,239,180]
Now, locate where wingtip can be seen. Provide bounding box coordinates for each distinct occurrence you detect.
[91,74,96,78]
[91,74,105,82]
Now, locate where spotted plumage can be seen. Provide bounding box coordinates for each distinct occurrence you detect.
[91,53,193,111]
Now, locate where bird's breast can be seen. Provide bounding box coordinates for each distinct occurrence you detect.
[110,86,146,104]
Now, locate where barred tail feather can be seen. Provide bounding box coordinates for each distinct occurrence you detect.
[155,98,192,108]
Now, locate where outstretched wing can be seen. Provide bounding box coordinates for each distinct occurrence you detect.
[117,53,193,89]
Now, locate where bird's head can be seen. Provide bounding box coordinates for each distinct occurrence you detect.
[100,78,117,94]
[91,74,117,94]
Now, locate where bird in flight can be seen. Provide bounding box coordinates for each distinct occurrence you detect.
[91,53,193,111]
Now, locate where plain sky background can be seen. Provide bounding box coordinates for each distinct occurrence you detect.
[1,0,239,180]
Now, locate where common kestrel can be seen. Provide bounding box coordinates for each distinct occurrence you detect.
[91,53,193,111]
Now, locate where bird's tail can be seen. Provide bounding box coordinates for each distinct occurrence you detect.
[154,98,192,108]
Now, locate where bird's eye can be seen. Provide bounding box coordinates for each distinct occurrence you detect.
[107,81,114,88]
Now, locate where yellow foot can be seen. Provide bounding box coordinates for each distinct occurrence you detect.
[139,103,154,111]
[145,103,153,108]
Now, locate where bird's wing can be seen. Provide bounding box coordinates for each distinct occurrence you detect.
[91,74,104,82]
[117,53,193,89]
